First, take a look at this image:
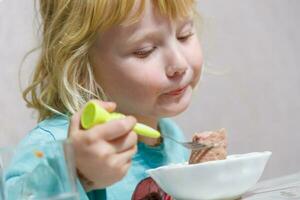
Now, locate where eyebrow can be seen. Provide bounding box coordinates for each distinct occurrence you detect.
[179,20,194,34]
[126,29,162,45]
[126,20,194,45]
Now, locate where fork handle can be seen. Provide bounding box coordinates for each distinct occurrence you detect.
[161,134,180,144]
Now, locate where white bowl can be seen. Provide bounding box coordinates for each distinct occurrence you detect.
[147,151,272,200]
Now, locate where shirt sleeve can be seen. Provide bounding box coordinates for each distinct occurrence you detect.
[3,127,91,200]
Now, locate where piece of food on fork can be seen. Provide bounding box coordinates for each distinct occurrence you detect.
[189,128,227,164]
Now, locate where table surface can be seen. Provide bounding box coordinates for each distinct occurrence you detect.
[242,172,300,200]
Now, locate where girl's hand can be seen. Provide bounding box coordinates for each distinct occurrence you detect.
[68,100,138,191]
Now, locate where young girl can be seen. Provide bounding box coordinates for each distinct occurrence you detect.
[7,0,203,199]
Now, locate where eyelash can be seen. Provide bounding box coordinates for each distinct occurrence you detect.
[133,32,194,58]
[177,32,194,42]
[134,47,156,58]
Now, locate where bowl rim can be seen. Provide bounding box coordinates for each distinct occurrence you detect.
[147,151,272,173]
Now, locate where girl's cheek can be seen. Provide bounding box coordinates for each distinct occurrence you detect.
[188,46,203,87]
[140,71,166,94]
[192,51,203,84]
[191,39,203,66]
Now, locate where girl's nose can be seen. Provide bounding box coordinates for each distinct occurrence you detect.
[166,64,186,78]
[165,46,188,79]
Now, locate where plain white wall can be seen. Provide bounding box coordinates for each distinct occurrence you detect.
[174,0,300,179]
[1,0,299,180]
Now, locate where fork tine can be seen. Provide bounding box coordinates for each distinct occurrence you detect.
[182,143,204,150]
[191,143,214,150]
[162,134,216,150]
[191,145,207,150]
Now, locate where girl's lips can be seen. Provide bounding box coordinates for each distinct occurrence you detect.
[165,85,188,96]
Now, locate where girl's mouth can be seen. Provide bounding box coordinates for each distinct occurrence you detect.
[165,85,188,96]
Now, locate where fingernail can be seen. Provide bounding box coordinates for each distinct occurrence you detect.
[106,102,116,106]
[127,116,137,123]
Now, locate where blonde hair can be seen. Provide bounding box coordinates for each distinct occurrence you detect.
[23,0,198,121]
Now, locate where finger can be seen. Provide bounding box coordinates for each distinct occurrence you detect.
[112,145,137,166]
[89,99,116,113]
[86,116,137,142]
[110,131,137,153]
[68,109,84,137]
[116,161,132,179]
[119,145,137,163]
[121,161,132,175]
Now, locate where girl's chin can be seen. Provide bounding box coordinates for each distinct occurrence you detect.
[158,86,193,117]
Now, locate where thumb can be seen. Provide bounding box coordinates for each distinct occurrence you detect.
[90,100,116,113]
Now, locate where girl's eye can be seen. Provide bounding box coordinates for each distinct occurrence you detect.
[177,32,194,42]
[133,47,156,58]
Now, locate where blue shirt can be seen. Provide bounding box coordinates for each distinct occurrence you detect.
[5,115,188,200]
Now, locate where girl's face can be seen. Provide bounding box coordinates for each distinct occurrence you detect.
[90,1,203,126]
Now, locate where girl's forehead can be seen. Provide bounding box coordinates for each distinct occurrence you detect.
[94,0,196,44]
[119,0,196,27]
[98,8,193,45]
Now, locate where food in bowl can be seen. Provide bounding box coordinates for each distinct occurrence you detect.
[146,128,272,200]
[189,128,227,164]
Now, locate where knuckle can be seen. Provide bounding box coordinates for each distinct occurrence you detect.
[129,145,137,156]
[127,115,136,122]
[84,127,104,144]
[70,133,80,144]
[70,114,80,128]
[107,159,118,171]
[70,114,77,124]
[70,115,76,126]
[118,119,130,132]
[98,148,110,159]
[83,134,94,145]
[70,131,85,146]
[129,131,138,142]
